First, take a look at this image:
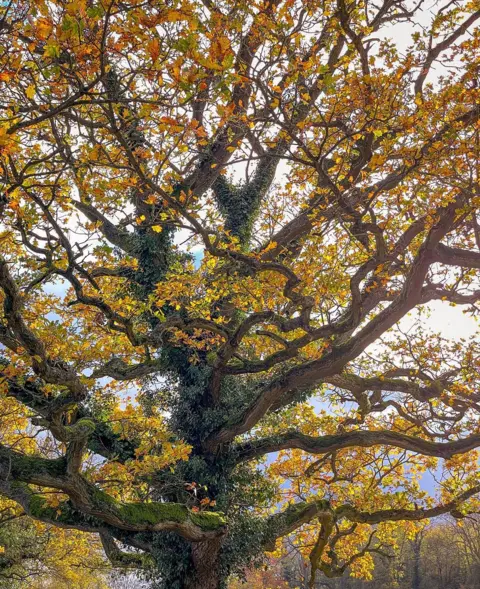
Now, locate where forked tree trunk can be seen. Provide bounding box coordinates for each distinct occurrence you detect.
[184,538,223,589]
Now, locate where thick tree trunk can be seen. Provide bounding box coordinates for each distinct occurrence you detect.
[184,538,223,589]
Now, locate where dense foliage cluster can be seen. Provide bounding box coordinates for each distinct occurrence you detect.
[0,0,479,587]
[0,496,108,588]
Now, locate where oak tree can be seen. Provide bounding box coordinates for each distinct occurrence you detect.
[0,0,479,587]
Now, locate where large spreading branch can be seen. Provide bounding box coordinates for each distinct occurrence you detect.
[205,193,469,448]
[234,429,480,463]
[0,443,226,542]
[264,485,480,584]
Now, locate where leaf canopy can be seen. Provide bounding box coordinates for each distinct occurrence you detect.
[0,0,479,586]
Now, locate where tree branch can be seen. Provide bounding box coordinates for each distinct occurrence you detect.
[99,531,153,568]
[234,429,480,463]
[0,443,227,541]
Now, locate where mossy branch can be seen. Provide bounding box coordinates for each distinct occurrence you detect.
[100,531,154,568]
[0,443,227,541]
[263,499,333,551]
[2,371,138,463]
[30,415,96,474]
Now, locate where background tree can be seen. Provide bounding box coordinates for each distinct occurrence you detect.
[0,0,479,587]
[0,511,110,589]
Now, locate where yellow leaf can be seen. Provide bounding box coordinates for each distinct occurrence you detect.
[165,9,188,22]
[26,84,35,99]
[36,18,52,40]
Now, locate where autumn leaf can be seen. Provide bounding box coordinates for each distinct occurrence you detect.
[26,84,35,99]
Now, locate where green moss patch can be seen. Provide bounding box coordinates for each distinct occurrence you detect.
[118,501,226,530]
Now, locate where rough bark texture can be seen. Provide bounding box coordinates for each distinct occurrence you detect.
[185,539,223,589]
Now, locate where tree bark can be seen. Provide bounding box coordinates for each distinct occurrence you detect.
[412,533,422,589]
[185,538,223,589]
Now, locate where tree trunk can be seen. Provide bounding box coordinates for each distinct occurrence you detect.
[412,533,422,589]
[185,538,223,589]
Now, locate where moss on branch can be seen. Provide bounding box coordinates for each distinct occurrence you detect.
[264,499,333,551]
[2,448,67,482]
[119,502,226,532]
[0,443,226,540]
